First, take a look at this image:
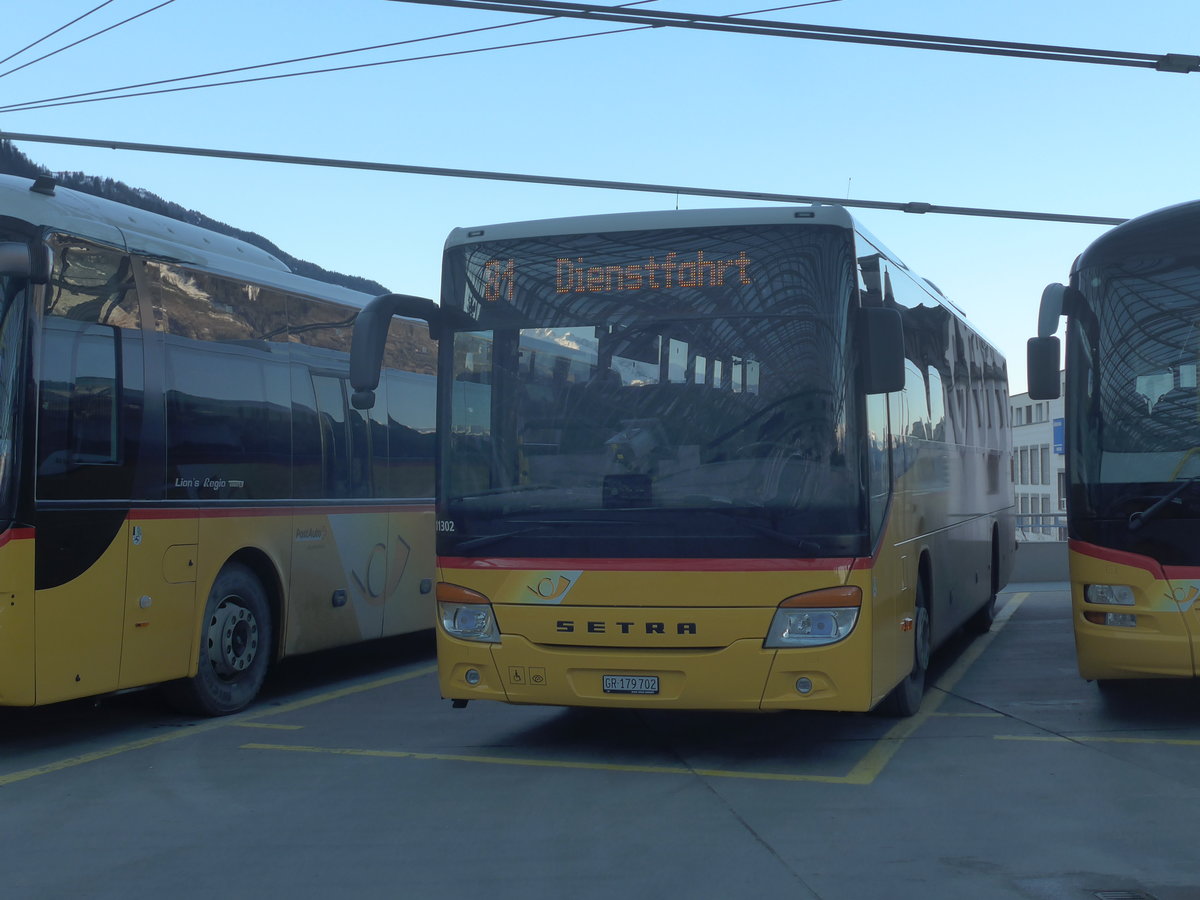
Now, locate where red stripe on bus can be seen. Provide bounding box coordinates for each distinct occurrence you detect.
[0,527,35,548]
[1069,539,1165,578]
[128,504,435,521]
[1162,566,1200,581]
[438,556,856,572]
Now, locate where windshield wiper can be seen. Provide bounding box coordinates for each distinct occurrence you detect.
[692,509,822,554]
[1128,476,1200,531]
[449,516,643,553]
[452,525,551,553]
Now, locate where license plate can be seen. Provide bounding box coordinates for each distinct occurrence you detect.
[602,674,659,695]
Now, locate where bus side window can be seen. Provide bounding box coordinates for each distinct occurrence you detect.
[865,391,890,543]
[39,322,120,468]
[291,363,322,498]
[927,367,946,442]
[312,374,351,498]
[37,237,144,501]
[150,262,290,500]
[385,368,435,498]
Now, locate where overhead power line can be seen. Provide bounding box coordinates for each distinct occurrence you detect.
[0,0,840,113]
[0,0,179,81]
[0,0,118,68]
[385,0,1200,72]
[0,131,1128,226]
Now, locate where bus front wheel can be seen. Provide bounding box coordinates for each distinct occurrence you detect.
[166,562,273,716]
[877,581,930,717]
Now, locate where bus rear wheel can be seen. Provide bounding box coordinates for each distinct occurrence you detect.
[877,581,930,717]
[965,534,1001,635]
[166,562,273,716]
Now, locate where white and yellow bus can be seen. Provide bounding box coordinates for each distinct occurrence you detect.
[0,173,436,715]
[353,205,1014,716]
[1029,199,1200,686]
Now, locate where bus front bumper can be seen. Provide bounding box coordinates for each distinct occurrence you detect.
[436,632,875,712]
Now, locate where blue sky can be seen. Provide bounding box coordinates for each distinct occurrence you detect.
[2,0,1197,389]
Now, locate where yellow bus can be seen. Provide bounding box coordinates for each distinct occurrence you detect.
[1028,199,1200,687]
[0,173,436,715]
[353,206,1014,716]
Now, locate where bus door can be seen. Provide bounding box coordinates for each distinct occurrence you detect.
[865,389,910,697]
[119,510,199,689]
[286,372,388,654]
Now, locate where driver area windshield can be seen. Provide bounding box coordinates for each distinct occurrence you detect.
[1068,250,1200,563]
[441,224,866,559]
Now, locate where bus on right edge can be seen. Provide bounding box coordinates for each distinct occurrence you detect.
[1028,199,1200,685]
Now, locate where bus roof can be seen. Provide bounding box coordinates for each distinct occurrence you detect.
[0,173,373,307]
[1075,197,1200,274]
[444,204,858,248]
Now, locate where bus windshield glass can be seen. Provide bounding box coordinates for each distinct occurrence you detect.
[441,223,866,558]
[1069,251,1200,535]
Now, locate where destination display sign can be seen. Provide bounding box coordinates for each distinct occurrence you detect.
[449,223,841,327]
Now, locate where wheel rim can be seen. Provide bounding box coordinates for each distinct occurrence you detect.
[207,597,260,679]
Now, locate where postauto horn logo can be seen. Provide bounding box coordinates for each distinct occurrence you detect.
[524,571,582,604]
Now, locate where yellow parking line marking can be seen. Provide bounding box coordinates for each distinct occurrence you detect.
[0,723,229,788]
[842,592,1027,785]
[231,722,304,731]
[998,734,1200,747]
[241,743,856,783]
[0,663,437,788]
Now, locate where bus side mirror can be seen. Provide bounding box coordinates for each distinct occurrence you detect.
[0,242,51,285]
[350,293,441,410]
[1027,336,1061,400]
[861,306,905,394]
[0,243,29,280]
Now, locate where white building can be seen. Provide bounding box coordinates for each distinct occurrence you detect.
[1009,375,1066,541]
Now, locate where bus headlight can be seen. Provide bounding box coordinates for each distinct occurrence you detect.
[764,586,861,648]
[1085,584,1135,606]
[437,583,500,643]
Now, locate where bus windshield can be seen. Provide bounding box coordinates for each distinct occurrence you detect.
[1068,252,1200,551]
[441,224,866,558]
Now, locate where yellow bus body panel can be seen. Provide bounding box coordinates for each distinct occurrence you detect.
[119,513,200,689]
[0,531,36,705]
[35,523,128,705]
[383,508,437,637]
[437,562,891,711]
[1069,542,1196,680]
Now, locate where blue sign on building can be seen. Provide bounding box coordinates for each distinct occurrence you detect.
[1053,417,1064,454]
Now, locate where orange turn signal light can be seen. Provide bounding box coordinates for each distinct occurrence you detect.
[436,582,491,604]
[778,586,862,608]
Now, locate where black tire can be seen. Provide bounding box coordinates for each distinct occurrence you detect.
[165,562,273,716]
[965,537,1000,636]
[877,580,930,717]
